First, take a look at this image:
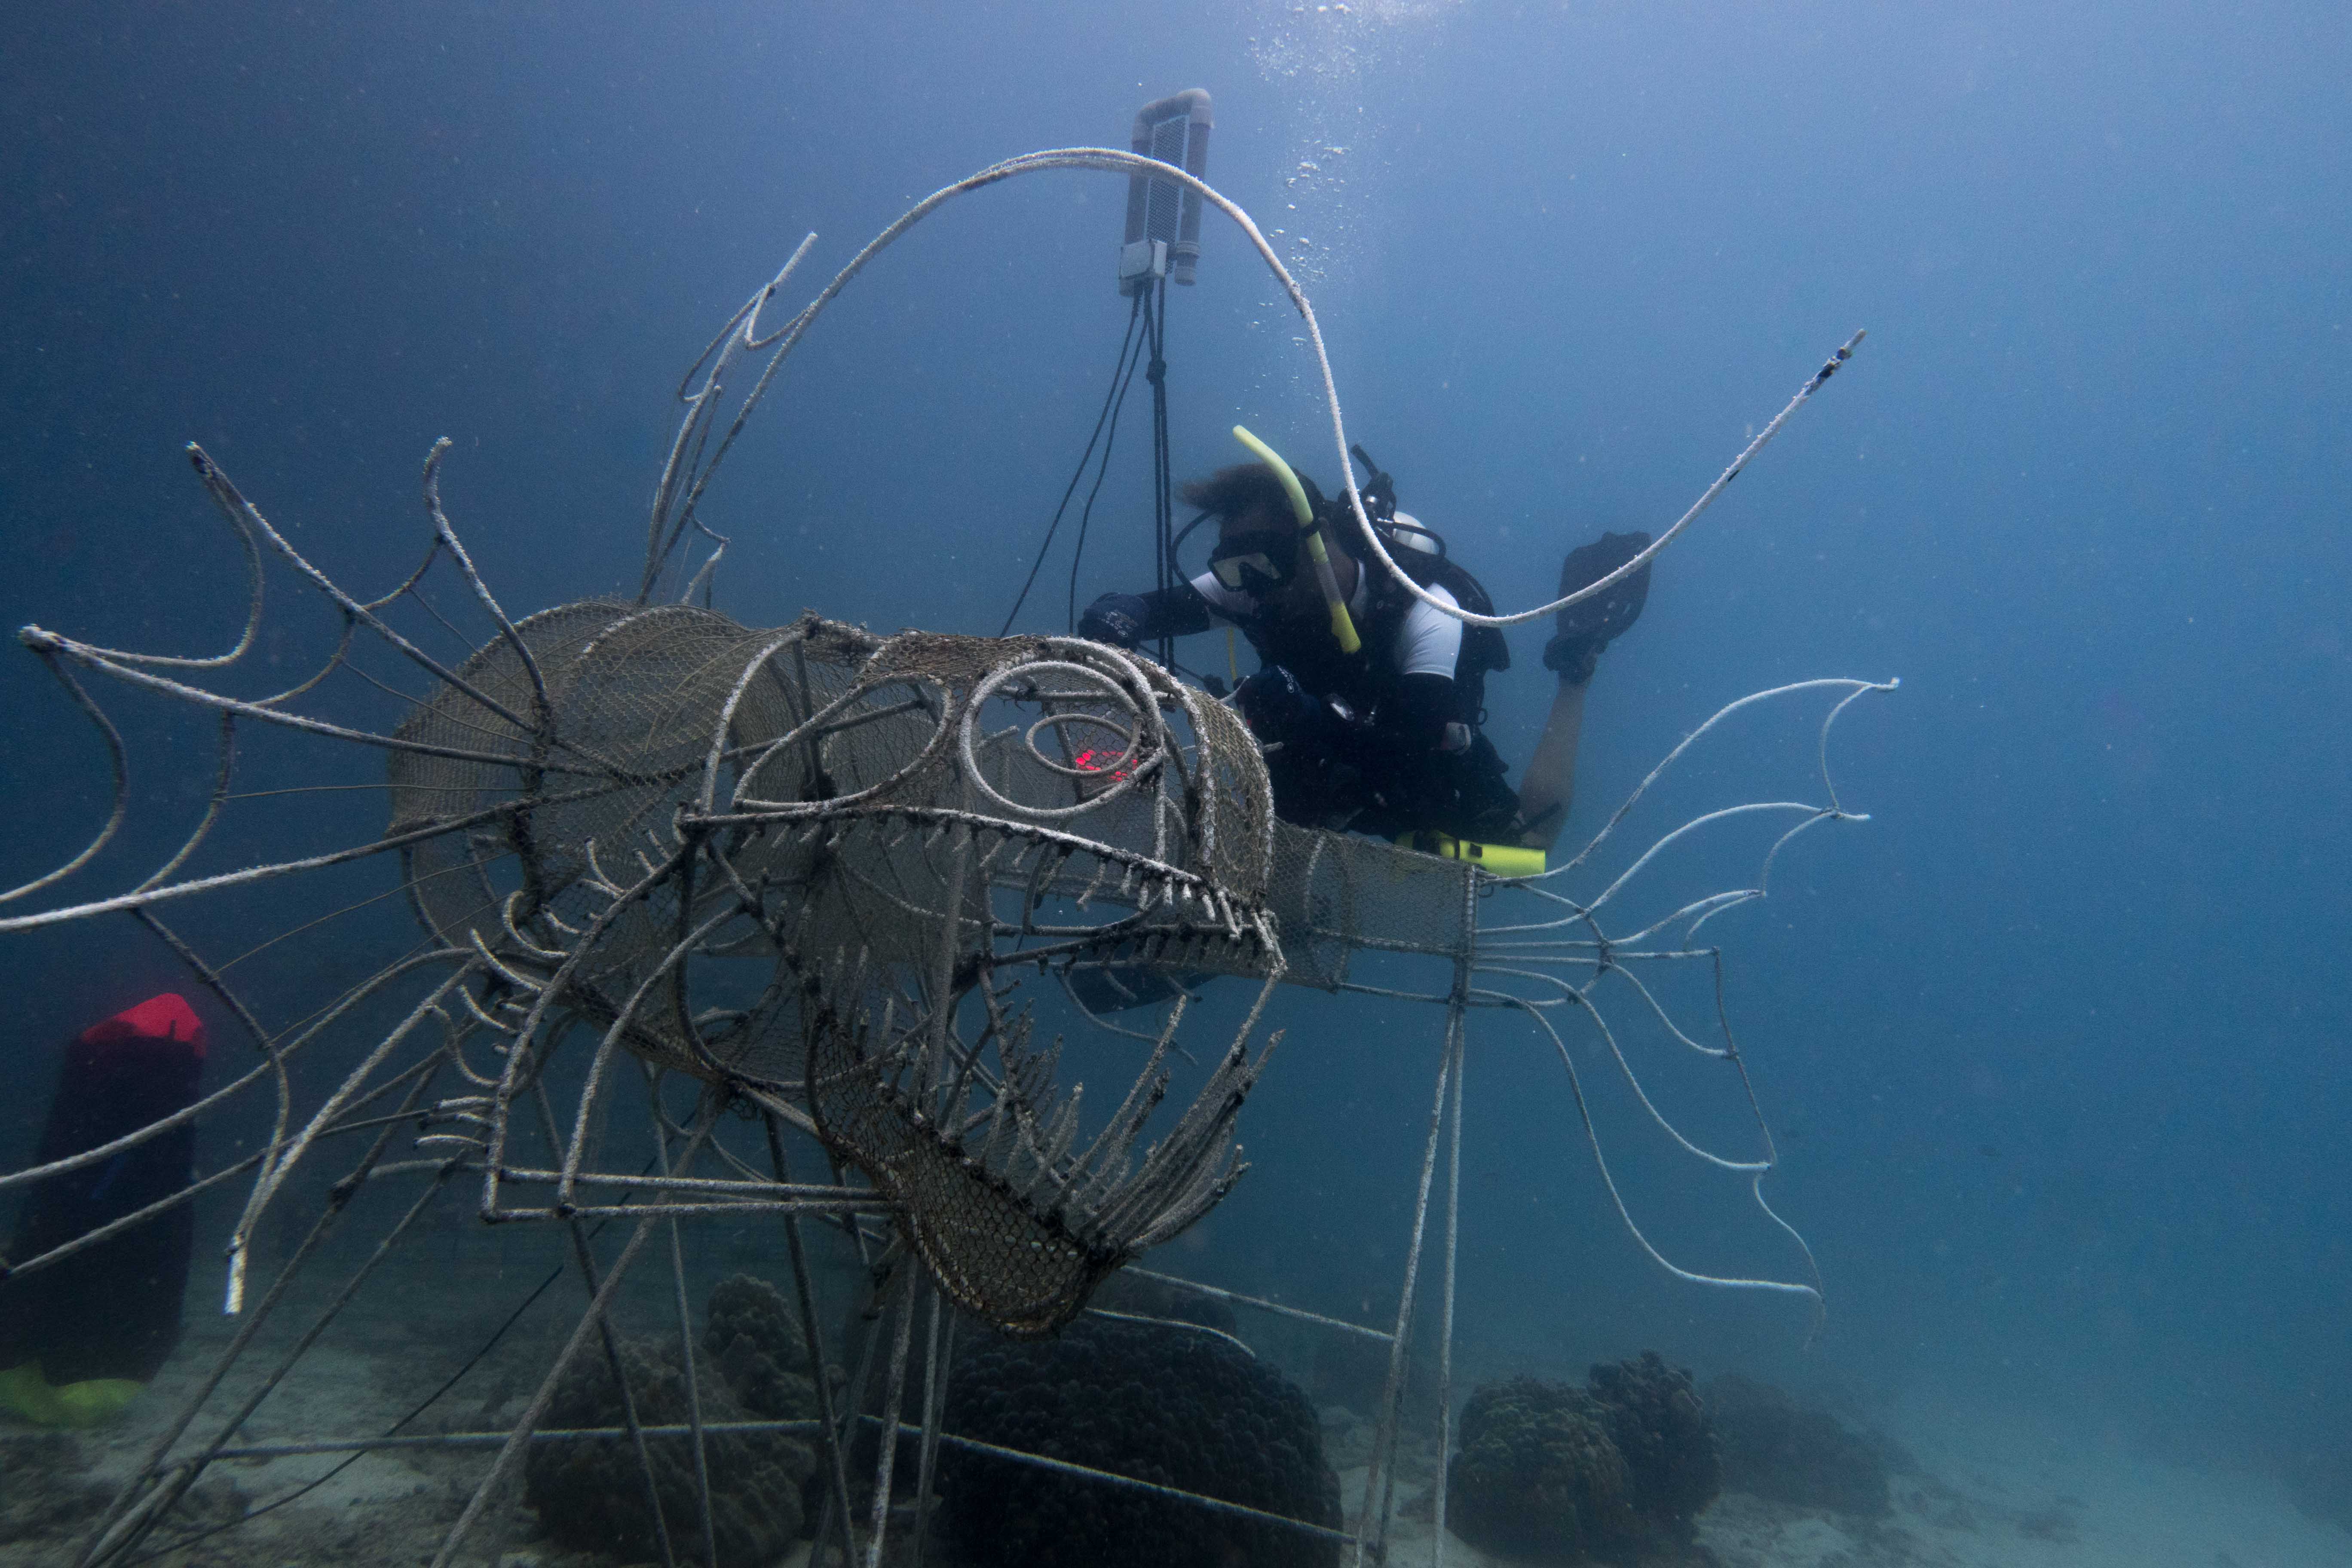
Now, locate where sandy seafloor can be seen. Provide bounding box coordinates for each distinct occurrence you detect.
[1345,1395,2352,1568]
[5,1308,2347,1568]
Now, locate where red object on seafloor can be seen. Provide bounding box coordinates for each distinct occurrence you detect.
[0,992,208,1385]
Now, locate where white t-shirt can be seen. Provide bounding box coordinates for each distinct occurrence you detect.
[1190,563,1464,680]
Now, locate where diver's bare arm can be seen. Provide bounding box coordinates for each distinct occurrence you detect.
[1513,673,1588,853]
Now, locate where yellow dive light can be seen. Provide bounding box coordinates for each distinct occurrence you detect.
[1395,830,1547,879]
[1230,425,1361,655]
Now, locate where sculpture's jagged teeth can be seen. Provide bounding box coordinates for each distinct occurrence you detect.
[975,830,1008,874]
[579,838,625,898]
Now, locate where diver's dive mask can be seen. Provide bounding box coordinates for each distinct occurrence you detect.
[1207,529,1298,594]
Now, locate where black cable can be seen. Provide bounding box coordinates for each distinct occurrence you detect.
[126,1159,664,1565]
[1063,318,1150,634]
[1146,277,1176,669]
[997,292,1146,637]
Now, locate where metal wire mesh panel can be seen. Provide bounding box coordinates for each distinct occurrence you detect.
[1253,822,1477,989]
[382,606,1293,1337]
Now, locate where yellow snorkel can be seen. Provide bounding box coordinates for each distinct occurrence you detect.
[1231,425,1361,655]
[1225,429,1536,874]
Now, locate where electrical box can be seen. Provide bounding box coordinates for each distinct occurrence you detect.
[1120,89,1211,295]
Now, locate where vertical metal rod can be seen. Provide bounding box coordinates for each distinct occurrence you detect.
[649,1072,721,1567]
[431,1111,718,1568]
[1429,867,1480,1565]
[536,1080,680,1568]
[863,1274,921,1568]
[558,1216,681,1568]
[826,1154,880,1275]
[1350,1024,1456,1567]
[1432,995,1468,1568]
[815,1243,898,1560]
[910,1286,952,1565]
[763,1109,859,1563]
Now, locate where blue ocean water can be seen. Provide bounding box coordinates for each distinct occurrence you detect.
[3,0,2346,1537]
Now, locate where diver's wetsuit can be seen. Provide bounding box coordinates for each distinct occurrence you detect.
[1087,563,1521,842]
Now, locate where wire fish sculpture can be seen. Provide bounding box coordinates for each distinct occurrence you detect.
[0,148,1888,1568]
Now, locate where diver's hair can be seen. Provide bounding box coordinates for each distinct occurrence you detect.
[1178,463,1294,526]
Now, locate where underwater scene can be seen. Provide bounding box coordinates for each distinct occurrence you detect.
[3,4,2346,1566]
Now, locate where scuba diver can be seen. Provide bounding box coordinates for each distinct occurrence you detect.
[1079,432,1653,868]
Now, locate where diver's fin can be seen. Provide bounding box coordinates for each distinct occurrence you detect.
[1543,530,1654,684]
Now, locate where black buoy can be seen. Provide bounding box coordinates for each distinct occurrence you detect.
[0,992,205,1425]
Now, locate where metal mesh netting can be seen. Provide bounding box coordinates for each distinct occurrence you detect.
[1251,821,1476,990]
[389,606,1281,1030]
[384,599,1295,1332]
[804,964,1265,1337]
[389,600,817,1080]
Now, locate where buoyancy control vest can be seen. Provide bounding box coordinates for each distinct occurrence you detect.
[1363,544,1512,727]
[1229,483,1510,734]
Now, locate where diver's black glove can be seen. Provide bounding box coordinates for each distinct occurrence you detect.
[1542,530,1653,684]
[1236,666,1370,830]
[1234,666,1330,750]
[1078,592,1150,650]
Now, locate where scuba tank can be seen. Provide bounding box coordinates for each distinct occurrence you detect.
[1332,444,1513,726]
[1225,435,1542,874]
